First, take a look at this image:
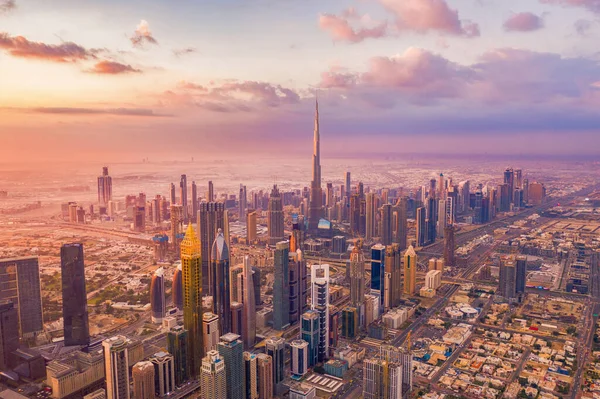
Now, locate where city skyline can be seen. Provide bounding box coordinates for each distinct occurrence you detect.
[2,0,600,162]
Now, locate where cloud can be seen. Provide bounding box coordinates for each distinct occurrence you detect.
[88,60,141,74]
[130,20,158,48]
[380,0,480,37]
[540,0,600,14]
[172,47,196,57]
[3,106,170,117]
[177,81,207,91]
[574,19,594,35]
[0,32,99,62]
[503,12,544,32]
[319,10,388,43]
[0,0,15,14]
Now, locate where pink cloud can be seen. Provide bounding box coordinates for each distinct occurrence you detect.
[540,0,600,13]
[319,11,388,43]
[503,12,544,32]
[130,20,158,48]
[88,60,141,74]
[380,0,480,37]
[0,0,15,14]
[319,70,358,89]
[0,32,99,62]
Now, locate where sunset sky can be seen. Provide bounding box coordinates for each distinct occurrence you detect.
[1,0,600,162]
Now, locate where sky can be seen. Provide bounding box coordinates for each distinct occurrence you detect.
[1,0,600,162]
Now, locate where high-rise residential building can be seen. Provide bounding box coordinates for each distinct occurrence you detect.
[200,350,226,399]
[218,333,245,399]
[349,243,365,321]
[516,256,527,295]
[97,167,112,205]
[103,336,131,399]
[202,312,220,354]
[364,294,379,327]
[380,204,393,245]
[180,224,204,378]
[239,185,247,220]
[150,267,165,324]
[291,340,309,377]
[0,257,43,338]
[198,201,228,294]
[341,306,358,339]
[425,270,442,290]
[273,241,290,330]
[438,173,445,200]
[308,100,324,232]
[415,207,426,247]
[211,229,231,335]
[404,246,417,296]
[208,181,214,202]
[170,204,184,253]
[370,244,386,310]
[169,183,176,205]
[326,182,334,208]
[345,172,351,199]
[252,266,262,307]
[379,345,413,391]
[60,244,89,347]
[427,197,438,244]
[444,225,455,267]
[267,185,284,245]
[132,361,154,399]
[385,244,402,309]
[437,199,446,239]
[428,258,444,272]
[172,263,183,311]
[311,264,330,362]
[266,336,285,388]
[231,302,243,336]
[499,256,517,300]
[149,351,175,397]
[180,174,188,223]
[365,193,377,240]
[257,354,274,399]
[167,325,189,386]
[242,256,256,348]
[363,358,403,399]
[244,352,259,399]
[246,210,257,244]
[301,310,320,367]
[504,168,514,204]
[288,249,305,325]
[0,300,18,371]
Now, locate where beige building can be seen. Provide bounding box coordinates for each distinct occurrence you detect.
[203,312,220,354]
[257,354,274,399]
[200,351,226,399]
[132,361,155,399]
[404,246,417,296]
[246,210,257,244]
[425,270,442,291]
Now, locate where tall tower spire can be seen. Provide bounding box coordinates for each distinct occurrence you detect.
[308,98,323,232]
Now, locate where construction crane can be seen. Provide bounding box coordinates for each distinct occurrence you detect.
[403,331,412,352]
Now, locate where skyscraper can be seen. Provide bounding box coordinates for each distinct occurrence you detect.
[393,197,408,250]
[363,358,403,399]
[0,257,43,338]
[132,361,154,399]
[341,306,358,339]
[167,325,189,386]
[427,197,437,244]
[257,354,274,399]
[172,263,183,311]
[266,337,286,388]
[242,256,256,348]
[273,241,290,330]
[60,244,89,347]
[244,352,259,399]
[211,229,231,335]
[365,193,376,240]
[0,300,18,371]
[504,168,514,205]
[379,345,413,390]
[230,302,243,336]
[349,243,365,317]
[200,350,226,399]
[404,246,417,296]
[180,174,188,223]
[370,244,386,310]
[246,210,257,244]
[311,264,329,362]
[218,333,245,399]
[516,255,527,296]
[198,202,228,294]
[103,336,131,399]
[202,312,220,354]
[181,224,203,377]
[208,181,214,202]
[170,183,176,205]
[308,100,323,232]
[289,249,304,325]
[170,204,183,253]
[149,351,175,397]
[267,185,284,245]
[437,199,446,239]
[150,267,165,324]
[385,244,402,309]
[191,181,198,219]
[291,340,309,377]
[239,185,247,221]
[499,256,517,300]
[345,172,351,200]
[415,207,426,247]
[380,204,393,245]
[301,310,320,367]
[97,167,112,205]
[444,225,455,267]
